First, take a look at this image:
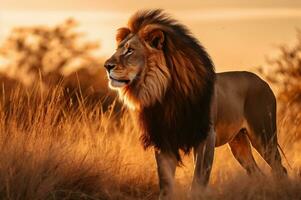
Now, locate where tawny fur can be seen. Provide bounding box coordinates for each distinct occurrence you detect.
[104,11,287,196]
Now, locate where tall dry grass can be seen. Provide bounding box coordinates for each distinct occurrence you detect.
[0,84,300,200]
[0,85,157,200]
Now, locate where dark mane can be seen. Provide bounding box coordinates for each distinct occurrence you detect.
[128,9,216,162]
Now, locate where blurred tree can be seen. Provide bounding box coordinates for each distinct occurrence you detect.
[259,31,301,112]
[0,18,110,103]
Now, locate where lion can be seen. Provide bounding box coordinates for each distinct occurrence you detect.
[104,9,287,199]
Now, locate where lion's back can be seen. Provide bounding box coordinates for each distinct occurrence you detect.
[216,71,275,102]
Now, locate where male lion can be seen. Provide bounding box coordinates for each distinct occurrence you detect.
[104,9,287,199]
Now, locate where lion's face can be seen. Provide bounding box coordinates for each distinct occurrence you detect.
[104,35,146,89]
[104,26,171,109]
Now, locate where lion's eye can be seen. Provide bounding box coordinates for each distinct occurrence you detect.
[125,47,134,55]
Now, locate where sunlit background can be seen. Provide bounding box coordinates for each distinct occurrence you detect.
[0,1,300,199]
[1,0,301,71]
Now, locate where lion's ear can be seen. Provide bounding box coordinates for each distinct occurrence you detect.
[140,25,164,50]
[116,27,131,45]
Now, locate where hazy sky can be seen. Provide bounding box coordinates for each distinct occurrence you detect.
[1,0,301,71]
[1,0,301,10]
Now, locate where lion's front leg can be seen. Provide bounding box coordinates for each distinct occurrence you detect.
[191,126,215,197]
[155,150,177,200]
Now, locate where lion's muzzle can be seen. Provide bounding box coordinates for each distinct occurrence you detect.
[104,60,116,73]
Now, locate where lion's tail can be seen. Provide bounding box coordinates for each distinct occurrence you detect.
[277,143,292,170]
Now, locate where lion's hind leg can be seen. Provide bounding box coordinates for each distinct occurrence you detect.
[247,129,287,177]
[243,81,287,177]
[229,129,263,176]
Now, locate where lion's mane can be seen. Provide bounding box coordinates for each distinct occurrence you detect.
[119,9,216,161]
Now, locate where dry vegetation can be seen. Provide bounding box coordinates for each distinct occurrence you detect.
[0,81,300,200]
[0,85,157,200]
[0,21,300,200]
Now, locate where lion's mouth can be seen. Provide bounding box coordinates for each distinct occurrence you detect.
[109,76,130,84]
[109,76,131,88]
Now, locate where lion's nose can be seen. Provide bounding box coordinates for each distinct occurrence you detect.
[104,61,116,72]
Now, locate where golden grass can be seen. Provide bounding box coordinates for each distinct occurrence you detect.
[0,85,300,200]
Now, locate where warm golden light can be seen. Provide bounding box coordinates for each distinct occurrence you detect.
[0,1,300,199]
[1,1,301,71]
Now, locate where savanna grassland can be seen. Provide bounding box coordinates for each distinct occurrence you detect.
[0,20,301,200]
[0,83,300,200]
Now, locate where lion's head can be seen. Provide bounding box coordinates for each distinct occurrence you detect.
[104,15,173,109]
[104,9,215,161]
[104,9,214,110]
